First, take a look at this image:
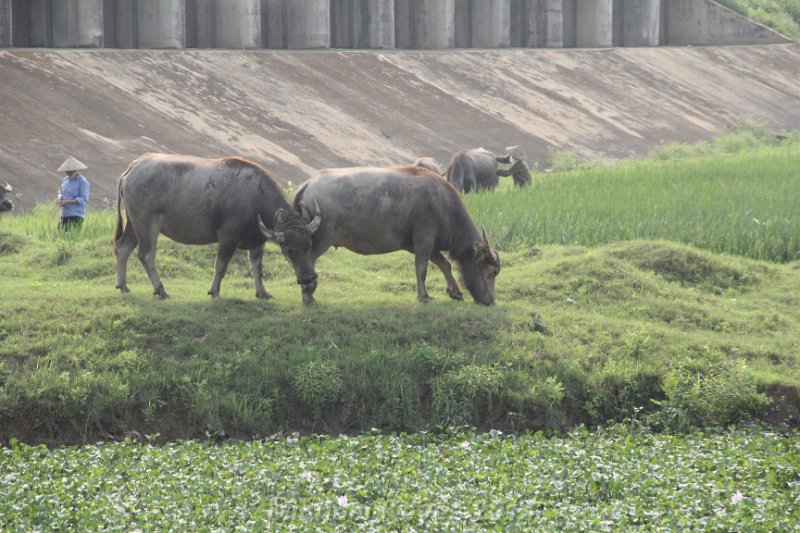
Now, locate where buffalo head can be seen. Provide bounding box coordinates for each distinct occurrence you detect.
[497,146,531,187]
[459,228,501,306]
[0,183,13,214]
[259,200,321,289]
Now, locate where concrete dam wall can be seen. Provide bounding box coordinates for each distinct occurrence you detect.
[2,43,800,211]
[0,0,791,50]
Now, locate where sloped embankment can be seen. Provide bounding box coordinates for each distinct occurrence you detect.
[1,43,800,210]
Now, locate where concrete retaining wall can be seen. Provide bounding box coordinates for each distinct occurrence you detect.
[0,0,792,49]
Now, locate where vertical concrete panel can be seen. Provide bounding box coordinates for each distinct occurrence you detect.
[138,0,185,48]
[517,0,565,48]
[112,0,138,48]
[543,0,564,47]
[415,0,455,49]
[331,0,354,47]
[29,0,52,47]
[332,0,393,49]
[621,0,659,46]
[52,0,104,47]
[509,0,528,47]
[217,0,260,48]
[576,0,613,47]
[262,0,285,48]
[454,0,470,47]
[359,0,394,48]
[393,0,410,48]
[561,0,576,47]
[471,0,510,48]
[0,0,10,47]
[286,0,329,49]
[397,0,453,49]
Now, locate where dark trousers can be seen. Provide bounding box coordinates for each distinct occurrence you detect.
[60,216,83,231]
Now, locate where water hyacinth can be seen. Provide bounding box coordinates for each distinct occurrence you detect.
[0,427,797,531]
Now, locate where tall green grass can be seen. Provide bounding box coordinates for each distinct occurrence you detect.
[469,142,800,262]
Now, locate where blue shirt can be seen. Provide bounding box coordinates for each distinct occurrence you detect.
[60,174,90,218]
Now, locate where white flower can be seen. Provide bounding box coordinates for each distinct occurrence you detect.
[300,471,312,481]
[731,490,743,505]
[337,495,348,506]
[460,441,471,450]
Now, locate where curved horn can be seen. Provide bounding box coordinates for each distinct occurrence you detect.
[259,215,285,243]
[305,199,321,234]
[481,226,489,244]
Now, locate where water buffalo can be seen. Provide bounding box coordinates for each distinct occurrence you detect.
[412,157,442,175]
[0,183,12,215]
[446,146,531,192]
[292,166,500,305]
[114,153,320,300]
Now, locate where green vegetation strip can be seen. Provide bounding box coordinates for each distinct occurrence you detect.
[1,428,797,531]
[472,141,800,262]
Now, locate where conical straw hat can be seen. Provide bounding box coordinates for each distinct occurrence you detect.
[57,156,88,172]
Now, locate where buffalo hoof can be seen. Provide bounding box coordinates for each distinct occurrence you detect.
[256,291,274,300]
[417,295,431,303]
[447,287,464,301]
[155,286,169,300]
[116,284,130,293]
[207,289,219,298]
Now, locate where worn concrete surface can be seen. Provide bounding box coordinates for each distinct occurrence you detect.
[1,44,799,211]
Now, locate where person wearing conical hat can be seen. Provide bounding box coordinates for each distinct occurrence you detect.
[55,156,90,231]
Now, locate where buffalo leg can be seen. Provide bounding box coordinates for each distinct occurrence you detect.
[114,221,138,293]
[248,245,272,299]
[135,221,168,299]
[208,240,238,297]
[430,251,464,301]
[414,253,431,302]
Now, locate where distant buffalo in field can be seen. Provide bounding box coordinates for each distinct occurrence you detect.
[0,183,13,215]
[446,146,531,192]
[292,165,500,305]
[412,157,442,175]
[114,153,320,300]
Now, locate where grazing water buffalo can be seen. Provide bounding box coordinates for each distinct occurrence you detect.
[446,146,531,192]
[0,183,13,215]
[292,166,500,305]
[114,153,320,299]
[412,157,442,175]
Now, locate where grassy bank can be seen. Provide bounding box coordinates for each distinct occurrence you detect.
[1,138,799,444]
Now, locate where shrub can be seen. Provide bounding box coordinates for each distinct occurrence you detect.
[292,361,343,415]
[653,360,772,432]
[433,364,502,426]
